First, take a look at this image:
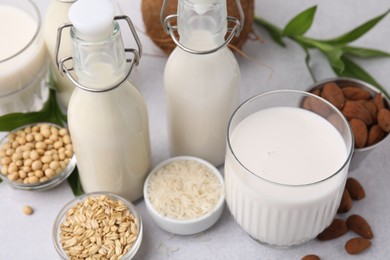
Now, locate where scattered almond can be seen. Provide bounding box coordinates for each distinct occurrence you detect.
[321,83,345,110]
[346,214,374,239]
[343,101,373,126]
[345,178,365,200]
[377,108,390,132]
[317,218,348,241]
[345,237,371,255]
[349,119,368,148]
[367,124,386,146]
[342,86,371,100]
[302,254,320,260]
[337,189,352,214]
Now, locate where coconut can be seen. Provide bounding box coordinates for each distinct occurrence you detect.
[141,0,254,54]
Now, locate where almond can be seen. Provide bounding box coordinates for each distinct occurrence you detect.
[317,218,348,241]
[345,177,365,200]
[321,83,345,110]
[343,101,373,126]
[303,96,331,117]
[302,254,320,260]
[337,189,352,214]
[311,88,321,96]
[342,86,371,100]
[346,214,374,239]
[377,108,390,132]
[374,93,385,110]
[367,124,386,146]
[363,100,378,124]
[349,119,368,148]
[345,237,372,255]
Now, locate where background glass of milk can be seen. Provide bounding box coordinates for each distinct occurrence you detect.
[0,0,48,116]
[225,90,354,247]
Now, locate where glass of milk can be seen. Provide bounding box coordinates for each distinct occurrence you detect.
[0,0,48,116]
[225,89,354,247]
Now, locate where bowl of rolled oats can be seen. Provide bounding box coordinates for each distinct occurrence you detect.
[0,122,76,190]
[52,192,143,260]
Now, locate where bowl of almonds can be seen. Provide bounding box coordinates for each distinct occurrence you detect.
[53,192,142,259]
[0,122,76,190]
[306,77,390,170]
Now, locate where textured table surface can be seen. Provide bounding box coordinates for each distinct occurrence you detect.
[1,0,389,259]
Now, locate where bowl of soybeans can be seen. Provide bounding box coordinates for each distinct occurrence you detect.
[0,122,76,190]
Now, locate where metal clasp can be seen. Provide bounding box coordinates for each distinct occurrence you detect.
[54,15,142,93]
[160,0,244,55]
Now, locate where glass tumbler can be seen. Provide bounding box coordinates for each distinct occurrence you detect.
[0,0,48,116]
[225,90,354,247]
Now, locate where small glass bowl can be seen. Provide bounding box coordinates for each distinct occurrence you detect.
[0,122,76,191]
[53,192,143,259]
[307,77,390,171]
[144,156,225,235]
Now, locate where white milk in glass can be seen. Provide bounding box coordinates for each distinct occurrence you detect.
[225,106,349,246]
[43,0,76,109]
[164,30,240,166]
[0,3,47,114]
[164,0,241,166]
[67,0,151,202]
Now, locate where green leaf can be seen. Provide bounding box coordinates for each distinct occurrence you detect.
[335,55,390,99]
[321,9,390,45]
[342,46,390,58]
[67,167,84,196]
[283,6,317,37]
[254,16,286,47]
[323,47,345,74]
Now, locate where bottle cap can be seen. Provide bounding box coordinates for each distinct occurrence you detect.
[68,0,115,41]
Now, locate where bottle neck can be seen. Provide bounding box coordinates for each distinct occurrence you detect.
[177,0,227,51]
[71,22,126,89]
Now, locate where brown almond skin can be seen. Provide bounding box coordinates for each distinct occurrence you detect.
[377,108,390,132]
[345,237,372,255]
[302,254,320,260]
[374,93,385,110]
[345,177,365,200]
[337,189,352,214]
[347,214,374,239]
[349,118,368,148]
[321,83,345,110]
[343,101,373,126]
[342,86,371,100]
[367,124,387,146]
[303,96,331,117]
[317,218,348,241]
[363,100,378,124]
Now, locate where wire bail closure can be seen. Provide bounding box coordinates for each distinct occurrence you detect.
[160,0,244,55]
[54,15,142,93]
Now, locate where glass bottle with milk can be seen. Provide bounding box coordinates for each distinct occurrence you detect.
[43,0,76,110]
[56,0,151,202]
[162,0,243,166]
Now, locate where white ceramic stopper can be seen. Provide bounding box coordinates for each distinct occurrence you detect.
[68,0,115,41]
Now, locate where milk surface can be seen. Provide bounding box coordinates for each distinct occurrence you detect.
[164,30,240,166]
[225,107,349,246]
[0,4,47,113]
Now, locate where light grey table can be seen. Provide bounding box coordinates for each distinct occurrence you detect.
[1,0,389,259]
